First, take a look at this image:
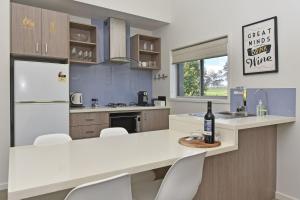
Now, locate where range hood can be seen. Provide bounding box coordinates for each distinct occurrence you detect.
[104,18,132,63]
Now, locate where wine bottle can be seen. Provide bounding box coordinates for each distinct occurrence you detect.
[204,101,215,144]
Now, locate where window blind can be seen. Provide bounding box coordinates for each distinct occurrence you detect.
[172,37,228,64]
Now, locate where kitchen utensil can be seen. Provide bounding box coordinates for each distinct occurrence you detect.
[150,43,154,51]
[78,50,83,60]
[70,93,83,107]
[71,47,77,58]
[143,41,148,50]
[88,51,93,61]
[83,50,89,61]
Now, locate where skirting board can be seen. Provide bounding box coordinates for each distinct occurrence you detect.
[0,182,7,190]
[276,192,300,200]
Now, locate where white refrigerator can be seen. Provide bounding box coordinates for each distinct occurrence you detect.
[13,60,69,146]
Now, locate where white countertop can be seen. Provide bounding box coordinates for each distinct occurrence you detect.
[8,114,295,199]
[70,106,170,113]
[8,130,235,200]
[170,114,296,130]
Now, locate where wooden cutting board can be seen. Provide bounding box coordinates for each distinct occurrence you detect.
[179,137,221,148]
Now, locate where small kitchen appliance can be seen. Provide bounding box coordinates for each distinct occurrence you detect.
[137,91,149,106]
[70,93,83,107]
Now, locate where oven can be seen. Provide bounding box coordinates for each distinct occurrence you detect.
[109,112,141,133]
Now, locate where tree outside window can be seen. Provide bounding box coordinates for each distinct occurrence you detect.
[177,56,228,97]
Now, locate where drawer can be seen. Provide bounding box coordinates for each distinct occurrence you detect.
[70,112,109,126]
[70,124,109,140]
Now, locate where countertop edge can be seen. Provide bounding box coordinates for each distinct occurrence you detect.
[169,115,296,130]
[70,106,171,113]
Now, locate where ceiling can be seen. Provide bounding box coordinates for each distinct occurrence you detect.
[12,0,169,30]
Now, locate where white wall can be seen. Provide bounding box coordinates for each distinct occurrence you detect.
[0,0,10,190]
[153,0,300,199]
[74,0,172,23]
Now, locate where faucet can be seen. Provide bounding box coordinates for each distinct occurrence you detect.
[235,87,248,116]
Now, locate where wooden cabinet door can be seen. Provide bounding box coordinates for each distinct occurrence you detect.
[70,112,109,126]
[141,109,170,132]
[42,9,69,59]
[11,3,41,56]
[70,124,109,140]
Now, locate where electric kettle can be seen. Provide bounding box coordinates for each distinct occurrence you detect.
[70,93,83,107]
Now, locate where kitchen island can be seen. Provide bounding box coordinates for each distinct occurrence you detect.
[8,114,295,200]
[170,114,295,200]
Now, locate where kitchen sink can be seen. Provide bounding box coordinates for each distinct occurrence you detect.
[189,111,256,119]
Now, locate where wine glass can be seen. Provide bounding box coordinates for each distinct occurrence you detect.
[88,51,93,62]
[71,47,77,59]
[78,49,83,60]
[83,50,89,61]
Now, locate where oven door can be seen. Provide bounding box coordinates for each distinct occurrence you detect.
[110,113,139,133]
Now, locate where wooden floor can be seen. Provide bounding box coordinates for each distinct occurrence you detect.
[0,189,70,200]
[0,190,7,200]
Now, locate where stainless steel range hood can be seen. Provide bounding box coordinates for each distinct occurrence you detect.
[104,18,132,63]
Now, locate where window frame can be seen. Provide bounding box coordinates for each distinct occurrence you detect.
[176,55,228,99]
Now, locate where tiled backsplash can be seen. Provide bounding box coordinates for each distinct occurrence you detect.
[69,19,153,107]
[230,88,296,117]
[70,64,152,107]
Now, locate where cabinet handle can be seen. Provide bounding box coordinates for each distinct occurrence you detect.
[85,119,95,122]
[35,42,39,53]
[85,131,94,134]
[45,43,48,54]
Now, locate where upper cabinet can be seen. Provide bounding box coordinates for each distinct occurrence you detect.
[11,3,42,57]
[130,34,161,70]
[11,3,69,60]
[69,22,98,64]
[41,9,69,59]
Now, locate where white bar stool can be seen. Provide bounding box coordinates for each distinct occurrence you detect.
[33,133,72,146]
[132,152,206,200]
[100,127,129,137]
[100,127,156,184]
[64,173,132,200]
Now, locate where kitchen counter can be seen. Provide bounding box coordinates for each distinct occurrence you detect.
[170,114,296,130]
[70,106,170,113]
[8,129,231,200]
[8,114,295,200]
[168,114,295,200]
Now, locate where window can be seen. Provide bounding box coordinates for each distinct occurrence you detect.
[177,56,228,97]
[172,36,228,98]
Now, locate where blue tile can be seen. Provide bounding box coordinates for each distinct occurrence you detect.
[70,19,153,107]
[230,88,296,117]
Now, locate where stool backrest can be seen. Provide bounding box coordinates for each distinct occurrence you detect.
[155,152,206,200]
[64,174,132,200]
[100,127,129,138]
[33,134,72,146]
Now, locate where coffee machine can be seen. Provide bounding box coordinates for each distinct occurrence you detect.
[137,91,149,106]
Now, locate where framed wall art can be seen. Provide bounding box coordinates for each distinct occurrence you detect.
[242,16,278,75]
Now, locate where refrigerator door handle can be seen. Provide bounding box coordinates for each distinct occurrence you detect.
[16,101,69,104]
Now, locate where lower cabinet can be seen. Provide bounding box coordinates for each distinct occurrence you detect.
[69,109,170,139]
[70,112,109,139]
[70,124,108,139]
[141,109,170,132]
